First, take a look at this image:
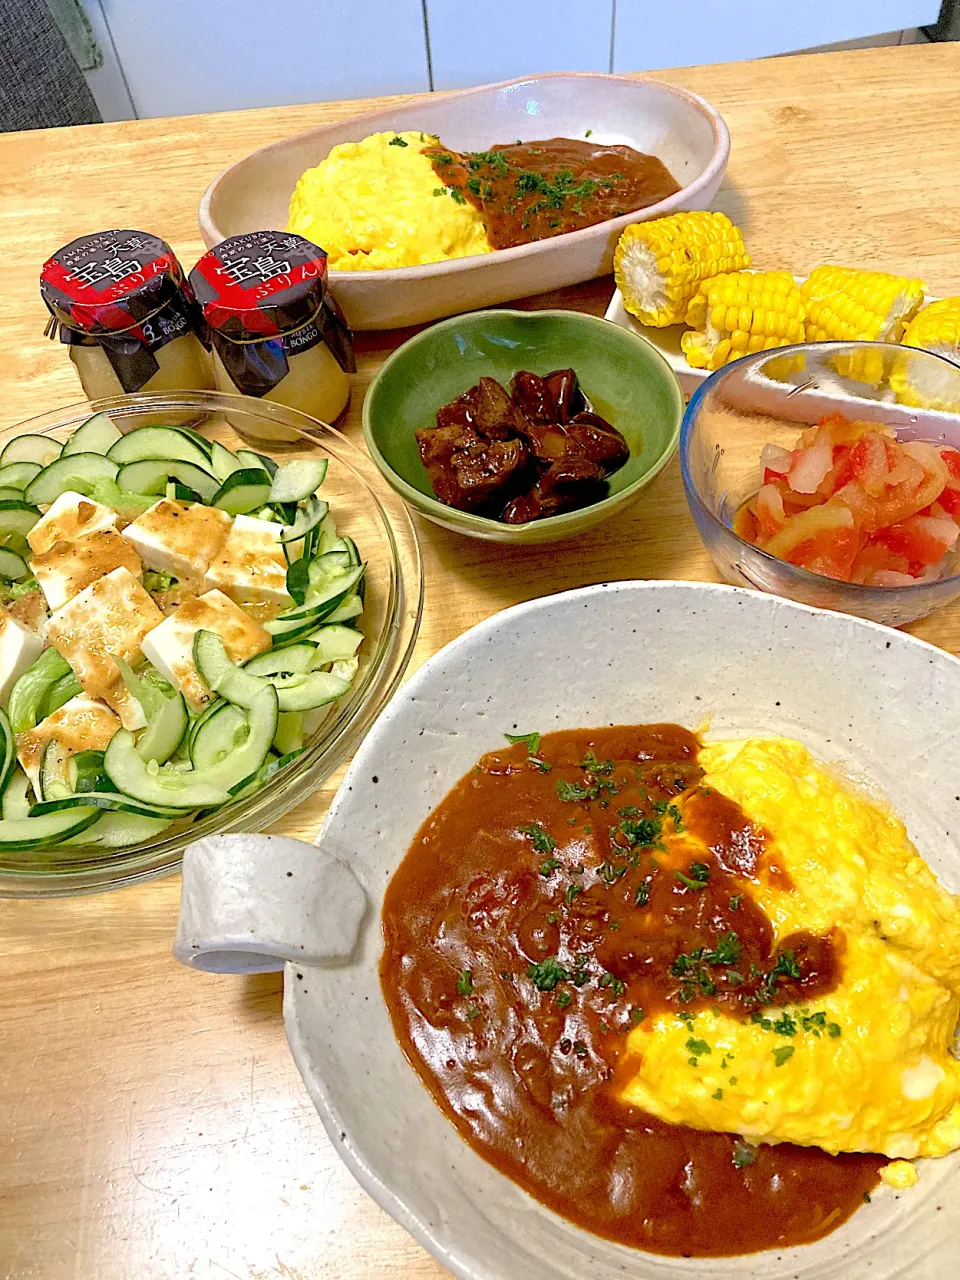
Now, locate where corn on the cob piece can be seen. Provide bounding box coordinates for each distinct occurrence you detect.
[901,296,960,362]
[681,271,806,371]
[801,265,925,343]
[890,299,960,412]
[613,211,750,328]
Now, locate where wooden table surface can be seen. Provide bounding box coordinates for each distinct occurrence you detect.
[1,41,959,1280]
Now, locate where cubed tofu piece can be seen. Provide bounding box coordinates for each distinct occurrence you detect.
[202,514,290,606]
[0,605,44,703]
[45,567,164,730]
[31,528,143,611]
[27,491,117,556]
[141,588,271,710]
[121,499,232,582]
[16,694,120,794]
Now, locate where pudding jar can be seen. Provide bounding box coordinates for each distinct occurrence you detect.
[40,230,214,418]
[189,231,355,439]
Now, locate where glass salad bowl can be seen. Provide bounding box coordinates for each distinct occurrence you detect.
[0,390,422,896]
[680,341,960,626]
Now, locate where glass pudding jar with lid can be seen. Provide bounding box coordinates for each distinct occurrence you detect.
[189,231,355,438]
[40,230,214,418]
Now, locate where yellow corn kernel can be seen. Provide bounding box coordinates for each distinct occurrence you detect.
[801,265,925,343]
[681,271,806,371]
[901,296,960,361]
[614,211,750,327]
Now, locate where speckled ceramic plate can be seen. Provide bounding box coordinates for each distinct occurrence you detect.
[287,581,959,1279]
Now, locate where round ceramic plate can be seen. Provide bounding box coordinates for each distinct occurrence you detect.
[288,582,960,1279]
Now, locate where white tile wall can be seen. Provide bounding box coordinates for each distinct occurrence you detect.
[426,0,614,90]
[612,0,939,71]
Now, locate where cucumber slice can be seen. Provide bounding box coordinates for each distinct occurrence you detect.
[0,434,62,468]
[107,426,213,471]
[269,457,329,504]
[236,449,277,478]
[24,453,119,506]
[244,644,315,678]
[0,488,25,504]
[62,412,122,457]
[211,469,273,515]
[30,790,184,819]
[114,459,219,503]
[186,686,277,790]
[0,500,40,543]
[195,630,349,712]
[136,692,188,764]
[40,738,74,801]
[265,564,365,638]
[0,709,15,795]
[73,750,109,793]
[0,807,101,849]
[279,496,328,546]
[0,462,42,490]
[103,731,232,809]
[8,648,71,733]
[307,625,363,666]
[0,548,28,581]
[61,811,172,848]
[323,593,363,626]
[210,441,243,481]
[169,425,214,457]
[1,769,32,820]
[190,702,248,770]
[273,711,304,755]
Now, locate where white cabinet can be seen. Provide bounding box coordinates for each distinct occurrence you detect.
[612,0,939,71]
[426,0,614,90]
[94,0,430,117]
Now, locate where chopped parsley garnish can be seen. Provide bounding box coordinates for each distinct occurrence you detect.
[653,799,685,831]
[634,880,651,907]
[772,1011,798,1037]
[466,176,482,195]
[675,862,710,891]
[505,730,541,753]
[585,128,593,137]
[580,750,614,775]
[433,151,453,165]
[448,186,466,204]
[539,858,562,877]
[773,1044,795,1067]
[712,1088,724,1100]
[729,895,743,911]
[702,932,742,966]
[772,949,801,979]
[432,188,445,196]
[517,822,556,854]
[599,972,627,997]
[732,1140,757,1168]
[686,1037,711,1057]
[466,1005,481,1021]
[556,989,573,1009]
[388,135,408,147]
[573,1040,588,1058]
[527,956,569,991]
[598,860,628,884]
[565,883,583,904]
[547,912,558,924]
[456,969,473,996]
[617,814,662,848]
[629,1005,644,1026]
[556,775,617,803]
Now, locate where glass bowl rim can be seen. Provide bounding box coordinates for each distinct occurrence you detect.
[362,307,685,533]
[679,340,960,598]
[0,389,423,896]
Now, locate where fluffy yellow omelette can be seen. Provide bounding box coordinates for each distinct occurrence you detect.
[620,737,960,1164]
[287,130,492,271]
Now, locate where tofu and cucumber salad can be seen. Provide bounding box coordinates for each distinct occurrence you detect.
[0,412,365,851]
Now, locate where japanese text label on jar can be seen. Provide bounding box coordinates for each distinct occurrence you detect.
[39,230,214,408]
[189,231,356,434]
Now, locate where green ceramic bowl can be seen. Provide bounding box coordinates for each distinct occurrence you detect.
[362,309,684,544]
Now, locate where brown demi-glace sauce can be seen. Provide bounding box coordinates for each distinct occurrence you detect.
[427,138,680,248]
[380,725,883,1258]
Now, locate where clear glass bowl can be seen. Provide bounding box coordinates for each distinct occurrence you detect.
[0,390,422,897]
[680,341,960,626]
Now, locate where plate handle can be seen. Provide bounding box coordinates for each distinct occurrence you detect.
[173,833,367,974]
